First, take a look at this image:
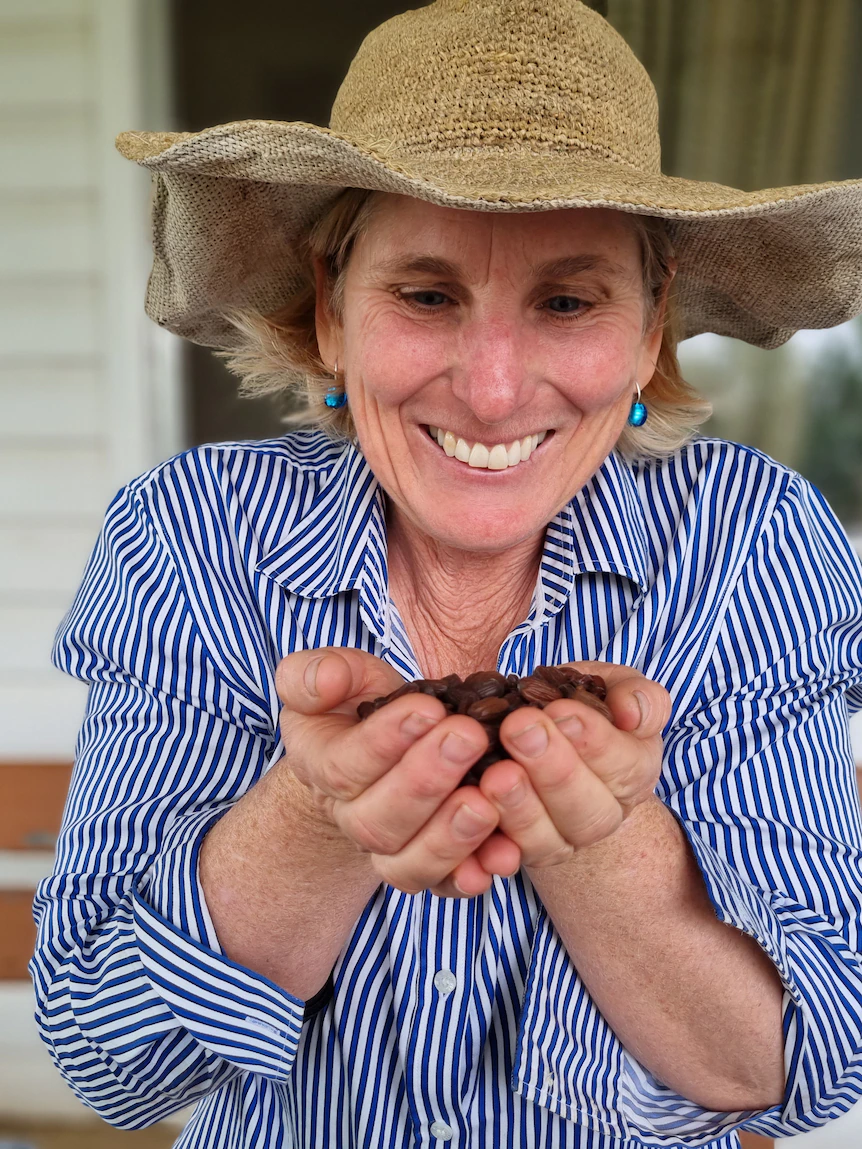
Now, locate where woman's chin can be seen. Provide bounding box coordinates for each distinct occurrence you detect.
[407,496,549,553]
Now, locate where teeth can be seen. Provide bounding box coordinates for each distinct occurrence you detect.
[427,425,549,471]
[487,444,509,470]
[468,442,490,468]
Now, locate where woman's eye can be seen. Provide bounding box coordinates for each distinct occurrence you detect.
[400,290,450,308]
[545,295,587,315]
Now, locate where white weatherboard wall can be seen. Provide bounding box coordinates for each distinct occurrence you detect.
[0,0,183,1127]
[0,0,181,763]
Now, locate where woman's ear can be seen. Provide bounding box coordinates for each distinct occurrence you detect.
[640,261,677,389]
[313,256,341,370]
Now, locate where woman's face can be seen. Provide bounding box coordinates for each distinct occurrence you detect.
[316,194,664,554]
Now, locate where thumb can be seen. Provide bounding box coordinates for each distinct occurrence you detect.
[275,647,405,716]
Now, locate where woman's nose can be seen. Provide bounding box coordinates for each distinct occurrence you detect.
[450,320,537,425]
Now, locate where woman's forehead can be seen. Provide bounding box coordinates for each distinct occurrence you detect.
[355,193,642,271]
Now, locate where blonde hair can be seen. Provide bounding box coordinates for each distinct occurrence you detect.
[223,188,711,461]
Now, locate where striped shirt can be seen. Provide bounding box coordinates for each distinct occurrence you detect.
[33,430,862,1148]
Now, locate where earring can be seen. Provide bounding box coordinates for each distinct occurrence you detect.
[324,358,348,409]
[627,382,647,427]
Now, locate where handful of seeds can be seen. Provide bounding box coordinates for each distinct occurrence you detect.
[357,665,613,786]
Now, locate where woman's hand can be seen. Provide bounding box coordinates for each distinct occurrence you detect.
[276,648,518,898]
[473,663,672,878]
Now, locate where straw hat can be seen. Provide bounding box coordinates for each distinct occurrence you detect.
[117,0,862,351]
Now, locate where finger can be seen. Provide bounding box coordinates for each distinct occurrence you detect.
[285,690,449,801]
[333,713,487,849]
[275,647,404,716]
[430,853,496,899]
[542,696,662,808]
[472,829,522,877]
[479,759,581,866]
[371,787,500,895]
[605,675,671,738]
[497,706,624,848]
[558,661,671,738]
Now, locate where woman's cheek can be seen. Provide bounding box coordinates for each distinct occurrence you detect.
[350,311,446,406]
[550,334,635,410]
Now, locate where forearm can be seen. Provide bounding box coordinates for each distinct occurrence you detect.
[526,796,785,1112]
[199,760,381,1000]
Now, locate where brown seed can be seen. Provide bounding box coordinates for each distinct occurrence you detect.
[467,696,510,722]
[356,700,377,719]
[413,678,446,696]
[456,692,480,714]
[463,671,508,698]
[534,665,572,686]
[387,680,425,700]
[447,682,478,707]
[582,674,608,698]
[503,691,527,709]
[572,686,613,722]
[518,677,563,705]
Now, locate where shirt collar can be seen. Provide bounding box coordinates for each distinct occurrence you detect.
[257,439,650,635]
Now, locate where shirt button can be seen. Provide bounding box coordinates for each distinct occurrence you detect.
[433,969,457,995]
[429,1120,453,1140]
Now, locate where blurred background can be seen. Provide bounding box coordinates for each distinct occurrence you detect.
[0,1,860,1146]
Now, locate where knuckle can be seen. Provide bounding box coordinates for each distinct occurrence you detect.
[576,805,623,848]
[611,759,649,802]
[502,803,544,835]
[346,809,403,856]
[523,842,575,869]
[409,767,451,802]
[325,757,368,802]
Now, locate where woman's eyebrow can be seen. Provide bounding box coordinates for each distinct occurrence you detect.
[530,254,629,281]
[370,254,462,278]
[370,253,628,280]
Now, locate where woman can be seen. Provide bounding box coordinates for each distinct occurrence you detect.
[34,2,862,1147]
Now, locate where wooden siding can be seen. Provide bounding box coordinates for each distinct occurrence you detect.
[0,0,181,763]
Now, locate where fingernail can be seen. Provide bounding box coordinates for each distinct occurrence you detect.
[452,803,492,838]
[511,722,548,757]
[634,690,651,729]
[304,656,323,696]
[496,780,526,807]
[440,731,479,764]
[554,714,583,741]
[400,711,438,739]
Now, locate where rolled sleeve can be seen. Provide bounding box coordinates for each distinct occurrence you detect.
[618,479,862,1143]
[31,480,309,1127]
[516,475,862,1147]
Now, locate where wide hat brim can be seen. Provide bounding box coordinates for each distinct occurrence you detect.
[117,119,862,351]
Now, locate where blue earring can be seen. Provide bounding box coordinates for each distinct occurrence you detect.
[324,359,348,409]
[628,382,647,427]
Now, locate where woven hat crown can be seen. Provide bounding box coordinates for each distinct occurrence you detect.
[330,0,661,173]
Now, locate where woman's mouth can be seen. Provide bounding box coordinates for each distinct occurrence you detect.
[424,425,550,471]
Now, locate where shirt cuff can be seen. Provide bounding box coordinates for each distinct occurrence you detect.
[132,808,308,1082]
[617,812,796,1145]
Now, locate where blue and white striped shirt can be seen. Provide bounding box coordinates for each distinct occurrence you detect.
[33,430,862,1148]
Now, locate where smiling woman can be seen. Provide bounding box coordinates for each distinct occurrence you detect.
[225,187,708,463]
[32,2,862,1148]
